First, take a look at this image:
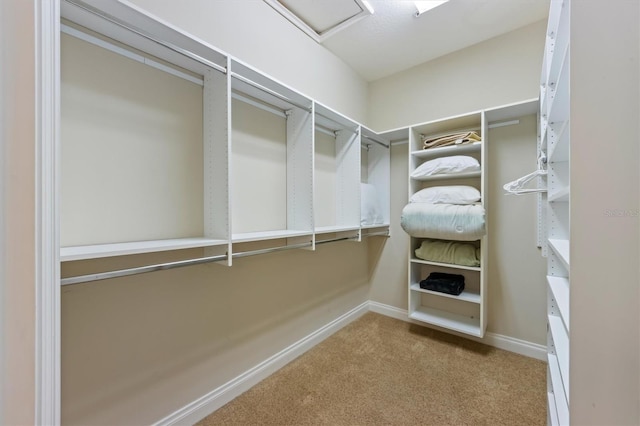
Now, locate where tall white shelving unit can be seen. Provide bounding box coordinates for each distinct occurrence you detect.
[540,0,570,424]
[58,0,391,283]
[405,112,488,338]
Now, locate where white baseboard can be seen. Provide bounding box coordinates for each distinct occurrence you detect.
[483,332,547,361]
[153,301,370,426]
[368,301,547,361]
[156,300,545,426]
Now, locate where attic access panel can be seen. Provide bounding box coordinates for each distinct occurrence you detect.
[264,0,373,43]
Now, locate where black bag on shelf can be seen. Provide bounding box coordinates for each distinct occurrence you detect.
[419,272,465,296]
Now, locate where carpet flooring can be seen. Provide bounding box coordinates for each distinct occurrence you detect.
[197,312,546,425]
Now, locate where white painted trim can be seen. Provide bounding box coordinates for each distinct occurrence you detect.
[35,0,61,424]
[153,302,370,426]
[368,301,547,361]
[483,332,547,361]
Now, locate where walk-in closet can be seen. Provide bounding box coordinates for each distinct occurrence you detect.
[2,0,638,425]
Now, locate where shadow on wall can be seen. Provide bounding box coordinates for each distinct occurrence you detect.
[61,240,370,424]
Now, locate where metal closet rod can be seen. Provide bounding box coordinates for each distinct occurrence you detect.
[66,0,227,75]
[60,252,229,286]
[60,233,373,286]
[315,111,358,133]
[61,24,205,87]
[231,72,312,113]
[362,135,390,149]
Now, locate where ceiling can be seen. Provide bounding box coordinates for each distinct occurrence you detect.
[271,0,550,82]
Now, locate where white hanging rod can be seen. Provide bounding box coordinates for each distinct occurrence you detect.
[488,119,520,129]
[61,241,310,285]
[315,111,358,133]
[232,91,287,118]
[316,236,359,245]
[58,230,383,285]
[315,123,337,138]
[65,0,227,75]
[61,24,205,86]
[231,72,312,113]
[362,135,390,149]
[60,253,229,286]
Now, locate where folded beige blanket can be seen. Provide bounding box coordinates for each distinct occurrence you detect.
[415,239,481,267]
[422,131,481,150]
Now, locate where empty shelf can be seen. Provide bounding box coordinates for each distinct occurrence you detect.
[548,276,570,331]
[548,353,570,423]
[548,238,570,268]
[409,306,482,337]
[232,229,312,243]
[548,315,569,401]
[314,225,360,234]
[548,186,570,202]
[60,237,228,261]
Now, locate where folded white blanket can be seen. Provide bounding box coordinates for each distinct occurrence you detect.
[400,203,485,241]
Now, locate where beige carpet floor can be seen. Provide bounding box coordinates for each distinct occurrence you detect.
[197,312,546,425]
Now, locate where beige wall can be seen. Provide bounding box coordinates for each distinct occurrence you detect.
[368,20,546,131]
[486,115,547,343]
[128,0,369,124]
[61,34,205,245]
[0,0,37,424]
[61,244,370,424]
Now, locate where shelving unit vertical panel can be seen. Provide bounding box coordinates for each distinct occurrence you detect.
[543,0,570,423]
[286,107,314,235]
[203,65,232,264]
[361,127,391,226]
[335,129,360,228]
[479,111,488,336]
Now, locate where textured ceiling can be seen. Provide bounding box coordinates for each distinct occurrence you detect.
[317,0,550,81]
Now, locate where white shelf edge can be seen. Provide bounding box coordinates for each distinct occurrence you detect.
[547,391,560,426]
[409,306,482,337]
[547,276,570,331]
[548,315,569,401]
[548,353,570,424]
[412,170,481,182]
[410,257,481,271]
[314,225,360,234]
[232,229,312,243]
[410,283,481,304]
[547,119,569,162]
[548,238,570,268]
[360,223,390,230]
[410,141,482,159]
[60,237,228,261]
[548,186,570,202]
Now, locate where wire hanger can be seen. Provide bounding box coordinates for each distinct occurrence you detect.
[503,152,548,195]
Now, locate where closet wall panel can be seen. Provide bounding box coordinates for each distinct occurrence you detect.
[61,33,204,246]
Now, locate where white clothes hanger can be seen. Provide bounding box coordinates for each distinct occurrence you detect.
[503,152,548,195]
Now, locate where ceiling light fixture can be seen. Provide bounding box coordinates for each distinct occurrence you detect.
[414,0,450,17]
